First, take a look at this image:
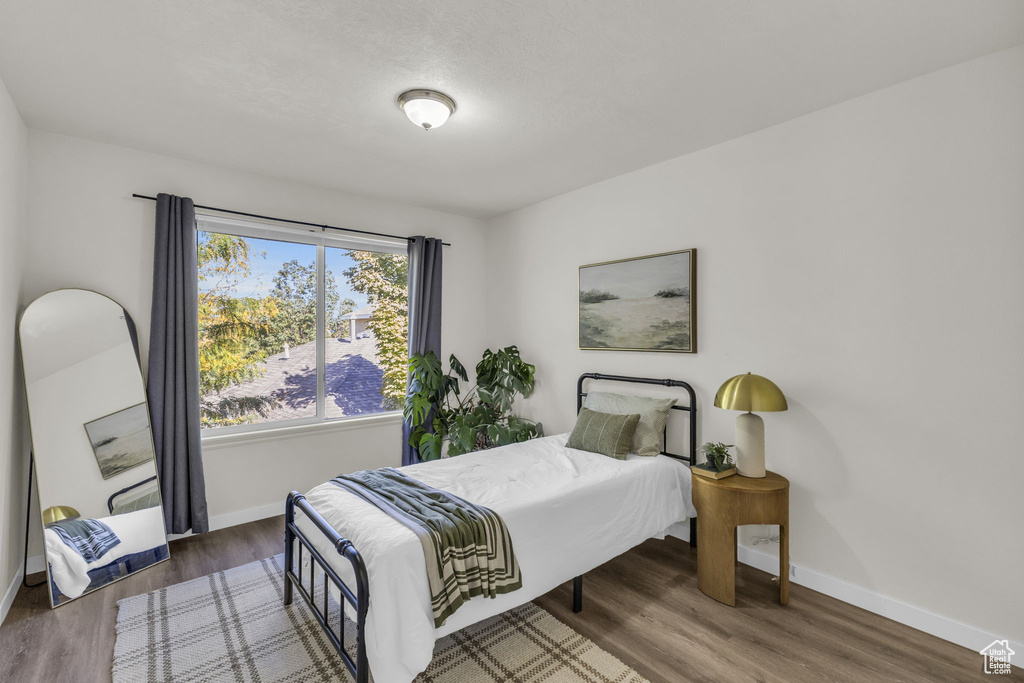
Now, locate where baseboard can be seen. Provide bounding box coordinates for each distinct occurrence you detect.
[208,500,285,532]
[167,500,285,542]
[1,567,25,626]
[3,555,47,626]
[666,524,1022,656]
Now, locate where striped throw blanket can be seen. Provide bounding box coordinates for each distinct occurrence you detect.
[48,518,121,563]
[331,467,522,627]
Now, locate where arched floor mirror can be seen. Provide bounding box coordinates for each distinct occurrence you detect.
[20,289,170,607]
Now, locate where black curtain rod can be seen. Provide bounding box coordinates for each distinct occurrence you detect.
[131,194,452,247]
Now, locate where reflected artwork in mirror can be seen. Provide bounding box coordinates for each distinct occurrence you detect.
[20,289,170,607]
[85,403,154,480]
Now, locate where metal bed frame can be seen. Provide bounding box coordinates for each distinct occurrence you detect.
[106,475,158,514]
[284,493,370,681]
[577,373,699,549]
[283,373,699,683]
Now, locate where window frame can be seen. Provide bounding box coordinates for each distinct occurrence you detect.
[196,213,408,438]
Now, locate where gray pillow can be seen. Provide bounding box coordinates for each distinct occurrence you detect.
[566,408,641,460]
[584,391,677,456]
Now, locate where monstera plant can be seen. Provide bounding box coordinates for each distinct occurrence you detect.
[404,345,543,460]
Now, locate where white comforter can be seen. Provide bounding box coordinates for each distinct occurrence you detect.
[296,432,696,683]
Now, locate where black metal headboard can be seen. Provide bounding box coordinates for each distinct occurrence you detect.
[576,373,698,465]
[107,475,158,514]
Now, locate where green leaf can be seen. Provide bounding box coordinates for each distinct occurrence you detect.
[449,354,468,382]
[408,426,426,448]
[444,375,461,397]
[488,424,512,445]
[459,424,477,446]
[477,387,494,406]
[418,432,443,461]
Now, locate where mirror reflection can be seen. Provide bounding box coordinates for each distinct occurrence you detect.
[20,289,170,607]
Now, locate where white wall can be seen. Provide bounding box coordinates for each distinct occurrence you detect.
[24,131,489,549]
[26,342,155,520]
[0,73,29,620]
[486,45,1024,648]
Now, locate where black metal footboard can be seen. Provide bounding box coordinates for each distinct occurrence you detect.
[284,491,370,683]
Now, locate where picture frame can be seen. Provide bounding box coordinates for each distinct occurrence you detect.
[83,402,156,480]
[578,248,697,353]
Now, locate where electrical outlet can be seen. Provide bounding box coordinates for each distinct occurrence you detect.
[752,535,781,546]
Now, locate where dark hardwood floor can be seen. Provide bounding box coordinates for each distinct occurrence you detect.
[0,516,1014,682]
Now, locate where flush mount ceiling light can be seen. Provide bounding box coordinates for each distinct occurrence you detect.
[397,89,456,130]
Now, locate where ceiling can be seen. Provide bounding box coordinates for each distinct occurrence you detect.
[1,1,1022,219]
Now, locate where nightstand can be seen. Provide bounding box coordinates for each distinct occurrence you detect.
[692,470,789,606]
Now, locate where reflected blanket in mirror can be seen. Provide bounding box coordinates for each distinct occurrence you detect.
[48,518,121,562]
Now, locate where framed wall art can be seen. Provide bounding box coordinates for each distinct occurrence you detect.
[83,402,156,479]
[578,248,696,353]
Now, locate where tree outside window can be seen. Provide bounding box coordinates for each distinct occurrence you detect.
[197,226,408,430]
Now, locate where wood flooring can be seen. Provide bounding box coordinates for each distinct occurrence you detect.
[0,516,1014,682]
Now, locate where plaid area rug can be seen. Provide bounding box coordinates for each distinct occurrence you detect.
[113,554,649,683]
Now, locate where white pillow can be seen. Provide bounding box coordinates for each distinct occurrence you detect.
[584,391,677,456]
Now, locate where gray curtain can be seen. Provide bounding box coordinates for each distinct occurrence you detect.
[148,193,209,534]
[404,236,443,466]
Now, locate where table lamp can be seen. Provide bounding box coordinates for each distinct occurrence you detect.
[714,373,788,478]
[42,505,80,526]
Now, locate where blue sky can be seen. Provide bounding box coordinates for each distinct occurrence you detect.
[198,232,370,311]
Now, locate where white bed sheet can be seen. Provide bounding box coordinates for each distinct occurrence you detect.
[295,433,696,683]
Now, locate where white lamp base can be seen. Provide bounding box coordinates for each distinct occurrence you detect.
[735,412,766,478]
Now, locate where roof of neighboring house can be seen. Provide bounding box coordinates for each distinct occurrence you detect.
[343,304,374,320]
[211,333,388,421]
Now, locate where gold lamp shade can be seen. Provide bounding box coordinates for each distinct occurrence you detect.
[42,505,80,526]
[714,373,788,413]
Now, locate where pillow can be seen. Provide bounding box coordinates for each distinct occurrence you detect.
[566,408,641,460]
[584,391,677,456]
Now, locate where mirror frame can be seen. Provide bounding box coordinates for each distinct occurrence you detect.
[20,288,170,608]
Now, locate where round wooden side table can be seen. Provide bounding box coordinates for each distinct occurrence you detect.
[692,470,789,606]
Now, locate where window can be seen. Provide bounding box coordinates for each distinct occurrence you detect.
[196,215,408,432]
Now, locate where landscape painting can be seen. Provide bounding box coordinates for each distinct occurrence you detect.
[579,249,696,353]
[84,403,156,479]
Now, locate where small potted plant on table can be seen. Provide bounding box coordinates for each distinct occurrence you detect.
[692,442,737,479]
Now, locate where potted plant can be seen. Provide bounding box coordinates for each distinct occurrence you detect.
[404,345,544,460]
[692,442,737,479]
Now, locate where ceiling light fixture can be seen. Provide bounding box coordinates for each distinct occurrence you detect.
[397,89,456,130]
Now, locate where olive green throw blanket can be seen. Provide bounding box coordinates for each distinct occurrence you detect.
[330,467,522,627]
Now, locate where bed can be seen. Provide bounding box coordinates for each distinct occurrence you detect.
[284,373,699,683]
[45,504,168,603]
